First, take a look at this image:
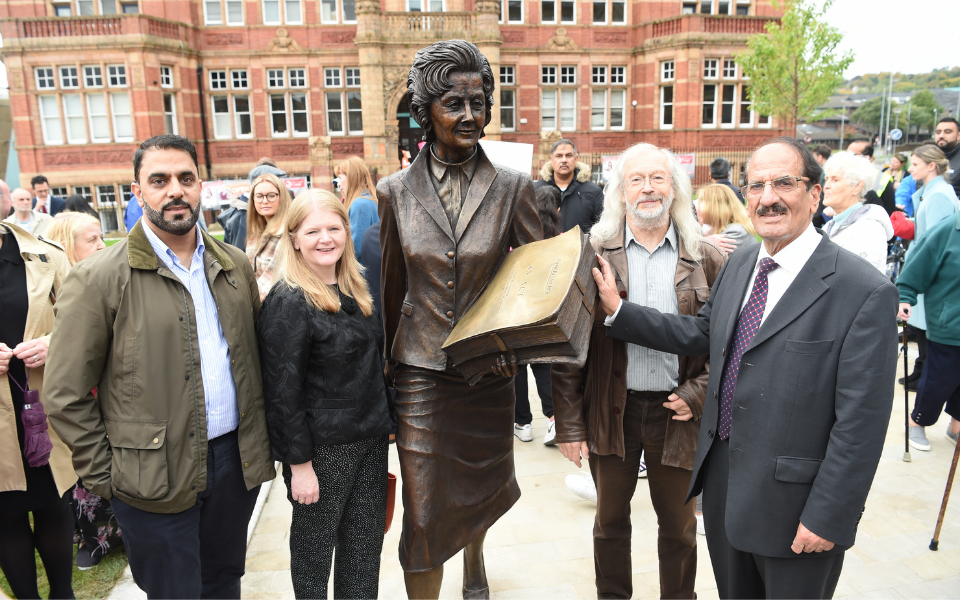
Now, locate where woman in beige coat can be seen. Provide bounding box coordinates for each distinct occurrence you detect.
[0,222,77,599]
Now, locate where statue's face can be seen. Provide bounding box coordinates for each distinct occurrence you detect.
[429,71,486,154]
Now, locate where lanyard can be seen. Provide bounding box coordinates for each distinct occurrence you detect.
[7,367,30,395]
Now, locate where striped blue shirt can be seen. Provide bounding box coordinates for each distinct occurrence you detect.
[142,223,239,439]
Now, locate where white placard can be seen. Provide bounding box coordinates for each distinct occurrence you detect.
[479,140,535,174]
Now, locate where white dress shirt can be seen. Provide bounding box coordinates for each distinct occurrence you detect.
[739,223,822,324]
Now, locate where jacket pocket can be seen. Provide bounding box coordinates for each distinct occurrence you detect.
[104,419,169,501]
[774,456,822,483]
[784,339,834,354]
[121,336,137,403]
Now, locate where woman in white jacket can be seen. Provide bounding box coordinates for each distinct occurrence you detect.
[822,152,894,272]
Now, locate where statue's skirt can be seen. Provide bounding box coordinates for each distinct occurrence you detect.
[394,364,521,572]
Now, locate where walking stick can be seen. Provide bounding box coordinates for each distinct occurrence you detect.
[929,436,960,550]
[903,324,911,463]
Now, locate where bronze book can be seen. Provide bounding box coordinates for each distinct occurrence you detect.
[442,226,599,384]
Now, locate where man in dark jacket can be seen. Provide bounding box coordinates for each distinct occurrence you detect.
[935,117,960,199]
[30,174,66,216]
[217,194,248,250]
[710,157,745,203]
[534,139,604,234]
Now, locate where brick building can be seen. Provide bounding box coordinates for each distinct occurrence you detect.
[1,0,784,232]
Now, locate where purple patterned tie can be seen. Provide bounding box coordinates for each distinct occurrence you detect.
[717,257,778,440]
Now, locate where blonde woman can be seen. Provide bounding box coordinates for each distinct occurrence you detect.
[257,190,393,600]
[45,212,106,266]
[696,183,757,252]
[245,173,290,301]
[334,156,378,258]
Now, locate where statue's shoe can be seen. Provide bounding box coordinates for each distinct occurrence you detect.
[462,551,489,600]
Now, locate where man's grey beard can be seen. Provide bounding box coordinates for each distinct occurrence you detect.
[627,191,673,230]
[142,198,201,236]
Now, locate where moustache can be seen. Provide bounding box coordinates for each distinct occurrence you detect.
[635,193,667,204]
[161,199,192,211]
[755,203,788,216]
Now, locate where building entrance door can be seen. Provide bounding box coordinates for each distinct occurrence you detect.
[397,94,424,164]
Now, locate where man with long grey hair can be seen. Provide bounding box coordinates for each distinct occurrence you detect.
[552,142,725,598]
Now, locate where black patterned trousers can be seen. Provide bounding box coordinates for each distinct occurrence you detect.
[282,434,389,600]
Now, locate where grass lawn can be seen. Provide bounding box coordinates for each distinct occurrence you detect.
[0,545,128,599]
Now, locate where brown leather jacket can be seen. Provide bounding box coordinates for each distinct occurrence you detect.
[552,224,726,469]
[378,145,542,372]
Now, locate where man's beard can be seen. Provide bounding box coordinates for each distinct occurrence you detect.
[627,191,673,230]
[938,138,959,152]
[142,198,201,236]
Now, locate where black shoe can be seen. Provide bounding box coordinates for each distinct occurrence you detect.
[75,544,101,571]
[899,378,919,392]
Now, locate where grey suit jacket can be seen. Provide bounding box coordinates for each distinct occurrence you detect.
[607,231,898,557]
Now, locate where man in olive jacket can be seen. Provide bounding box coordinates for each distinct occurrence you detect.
[45,135,274,599]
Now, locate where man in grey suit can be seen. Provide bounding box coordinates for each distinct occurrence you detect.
[590,137,899,598]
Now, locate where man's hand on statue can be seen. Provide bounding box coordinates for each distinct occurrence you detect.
[559,441,590,468]
[290,461,320,506]
[791,522,835,554]
[592,255,620,316]
[491,353,519,378]
[663,393,693,421]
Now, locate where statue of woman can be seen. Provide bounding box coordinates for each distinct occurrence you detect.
[377,40,542,599]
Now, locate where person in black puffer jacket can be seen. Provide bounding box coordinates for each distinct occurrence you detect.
[257,189,394,600]
[534,139,604,234]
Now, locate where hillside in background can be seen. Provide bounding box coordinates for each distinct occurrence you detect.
[840,67,960,93]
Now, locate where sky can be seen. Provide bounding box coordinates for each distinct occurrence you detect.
[0,1,958,86]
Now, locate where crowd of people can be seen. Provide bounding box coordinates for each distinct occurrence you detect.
[0,40,957,599]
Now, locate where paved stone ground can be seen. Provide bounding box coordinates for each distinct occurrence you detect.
[110,353,960,599]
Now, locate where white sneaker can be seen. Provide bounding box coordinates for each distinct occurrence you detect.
[543,419,557,445]
[696,513,705,536]
[909,426,931,451]
[514,423,533,442]
[565,473,597,503]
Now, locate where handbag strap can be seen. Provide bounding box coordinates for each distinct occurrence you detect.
[6,366,30,395]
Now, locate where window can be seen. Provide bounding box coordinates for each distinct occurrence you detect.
[263,0,301,24]
[326,93,344,134]
[347,92,363,135]
[119,185,132,207]
[107,65,127,87]
[736,0,749,16]
[76,0,94,14]
[50,187,69,198]
[407,0,444,11]
[609,89,625,129]
[560,89,575,130]
[541,0,574,23]
[209,70,227,90]
[36,68,56,90]
[96,186,119,233]
[560,66,576,84]
[121,2,140,13]
[702,84,717,127]
[270,95,288,136]
[499,0,522,23]
[203,0,222,23]
[289,68,306,88]
[542,66,556,85]
[321,0,356,22]
[592,0,624,24]
[757,114,771,128]
[73,186,92,201]
[703,59,718,79]
[542,90,556,130]
[39,96,64,145]
[660,86,674,129]
[739,84,753,127]
[86,94,111,142]
[342,0,356,20]
[63,94,87,144]
[110,93,133,141]
[212,96,232,139]
[231,69,248,89]
[226,0,244,24]
[324,68,342,87]
[720,84,736,127]
[267,69,285,88]
[98,1,139,14]
[661,60,675,82]
[160,65,173,88]
[681,2,696,13]
[59,67,79,89]
[52,1,73,16]
[592,66,606,85]
[700,0,712,13]
[164,94,178,134]
[591,90,606,129]
[203,0,243,23]
[723,58,737,79]
[345,68,361,87]
[500,89,515,131]
[717,0,731,14]
[611,66,625,84]
[500,66,514,85]
[234,96,253,137]
[84,65,103,88]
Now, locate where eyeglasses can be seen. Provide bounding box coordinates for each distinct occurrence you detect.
[740,176,810,200]
[253,192,280,203]
[625,174,669,189]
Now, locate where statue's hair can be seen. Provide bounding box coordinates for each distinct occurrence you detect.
[591,143,703,260]
[407,40,495,143]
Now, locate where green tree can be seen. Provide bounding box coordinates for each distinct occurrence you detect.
[852,97,884,128]
[736,0,854,132]
[902,90,943,140]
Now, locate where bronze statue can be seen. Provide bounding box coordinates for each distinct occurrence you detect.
[377,40,543,599]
